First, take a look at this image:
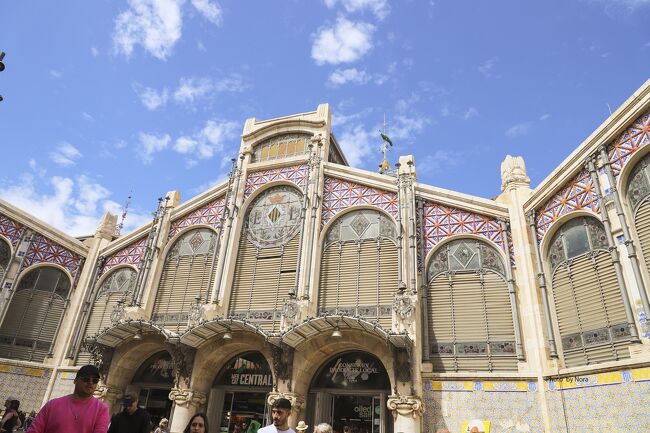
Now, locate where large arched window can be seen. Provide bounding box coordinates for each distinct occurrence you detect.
[153,227,218,332]
[319,209,398,328]
[0,266,71,361]
[229,186,303,331]
[0,239,10,281]
[252,134,310,163]
[626,153,650,282]
[547,216,631,367]
[427,239,516,372]
[76,267,137,364]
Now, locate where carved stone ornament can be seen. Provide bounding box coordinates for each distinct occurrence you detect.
[110,297,127,325]
[500,155,530,191]
[168,388,207,408]
[164,341,197,386]
[267,391,305,412]
[187,302,205,327]
[386,394,425,419]
[392,346,412,384]
[83,340,114,380]
[269,343,294,382]
[93,384,122,404]
[392,291,415,320]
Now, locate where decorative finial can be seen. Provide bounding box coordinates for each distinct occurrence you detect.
[378,113,393,174]
[114,191,132,237]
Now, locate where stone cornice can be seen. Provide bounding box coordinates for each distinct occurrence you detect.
[0,198,88,256]
[323,162,399,193]
[168,181,228,222]
[524,77,650,213]
[414,184,509,218]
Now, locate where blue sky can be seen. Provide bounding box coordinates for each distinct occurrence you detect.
[1,0,649,236]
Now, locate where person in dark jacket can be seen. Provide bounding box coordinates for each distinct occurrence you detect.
[107,393,151,433]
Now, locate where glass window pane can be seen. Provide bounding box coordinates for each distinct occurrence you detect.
[564,223,590,259]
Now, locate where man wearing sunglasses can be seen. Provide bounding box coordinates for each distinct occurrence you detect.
[26,364,109,433]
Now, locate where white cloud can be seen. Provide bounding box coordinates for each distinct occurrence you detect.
[478,57,498,78]
[49,69,62,79]
[190,174,228,195]
[589,0,650,11]
[418,150,462,176]
[49,142,82,167]
[328,68,371,86]
[464,107,479,120]
[91,46,99,57]
[137,86,169,110]
[81,112,96,122]
[324,0,390,19]
[312,18,375,65]
[174,136,198,154]
[337,125,375,167]
[389,114,428,140]
[191,0,222,25]
[197,40,207,51]
[175,119,239,160]
[173,75,246,105]
[505,122,532,138]
[137,132,171,163]
[0,174,152,236]
[113,0,184,60]
[540,113,551,121]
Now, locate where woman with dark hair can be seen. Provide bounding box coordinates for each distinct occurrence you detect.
[183,413,208,433]
[0,399,21,432]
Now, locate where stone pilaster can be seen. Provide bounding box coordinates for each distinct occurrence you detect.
[168,388,207,433]
[386,394,424,433]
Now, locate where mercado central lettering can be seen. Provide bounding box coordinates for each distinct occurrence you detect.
[1,80,650,433]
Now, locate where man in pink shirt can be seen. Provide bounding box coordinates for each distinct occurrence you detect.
[27,364,110,433]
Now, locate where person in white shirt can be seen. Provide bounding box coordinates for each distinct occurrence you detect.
[258,398,295,433]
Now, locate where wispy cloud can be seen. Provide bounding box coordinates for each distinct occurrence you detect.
[49,142,82,167]
[0,174,149,236]
[49,69,62,79]
[324,0,391,20]
[174,119,239,160]
[540,113,551,121]
[91,46,99,57]
[137,132,171,163]
[173,75,246,105]
[190,174,228,195]
[328,68,371,86]
[505,122,532,139]
[312,18,375,65]
[418,150,462,176]
[588,0,650,12]
[81,112,95,122]
[478,57,498,78]
[136,85,169,110]
[464,107,479,120]
[190,0,223,25]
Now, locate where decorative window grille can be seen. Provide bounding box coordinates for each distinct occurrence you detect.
[627,154,650,288]
[547,217,631,367]
[152,228,218,332]
[0,266,71,362]
[0,239,10,281]
[427,239,517,372]
[229,186,303,331]
[76,267,137,364]
[318,209,398,328]
[252,134,310,163]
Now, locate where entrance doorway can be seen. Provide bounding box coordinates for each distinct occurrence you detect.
[309,352,392,433]
[209,351,273,433]
[130,351,174,428]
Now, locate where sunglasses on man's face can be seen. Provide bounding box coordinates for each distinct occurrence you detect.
[80,377,100,384]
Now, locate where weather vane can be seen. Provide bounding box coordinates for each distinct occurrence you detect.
[378,113,393,174]
[114,191,133,237]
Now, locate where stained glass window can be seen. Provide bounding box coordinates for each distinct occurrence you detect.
[252,134,310,163]
[427,239,505,281]
[547,217,607,271]
[324,209,396,246]
[0,239,10,271]
[626,154,650,212]
[97,267,137,298]
[245,186,302,248]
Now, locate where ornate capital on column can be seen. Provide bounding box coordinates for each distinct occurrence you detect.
[393,289,416,320]
[168,388,207,408]
[266,391,305,412]
[269,343,294,382]
[93,384,122,405]
[164,340,197,386]
[500,155,530,191]
[83,339,115,380]
[387,394,425,419]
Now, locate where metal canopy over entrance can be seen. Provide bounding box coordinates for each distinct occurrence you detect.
[91,320,175,347]
[280,315,411,349]
[179,318,277,348]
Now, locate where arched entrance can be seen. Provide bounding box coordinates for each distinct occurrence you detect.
[208,351,273,433]
[309,351,391,433]
[130,351,174,427]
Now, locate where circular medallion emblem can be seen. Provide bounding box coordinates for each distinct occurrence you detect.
[246,186,302,248]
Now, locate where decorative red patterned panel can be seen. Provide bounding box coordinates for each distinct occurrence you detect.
[321,177,398,224]
[0,213,25,248]
[169,196,226,239]
[244,165,308,199]
[608,109,650,177]
[101,236,147,276]
[22,234,84,278]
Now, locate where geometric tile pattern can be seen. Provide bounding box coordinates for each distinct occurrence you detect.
[422,380,544,433]
[0,213,25,248]
[321,176,398,224]
[535,169,600,240]
[420,201,507,257]
[545,372,650,432]
[22,233,84,279]
[244,165,308,199]
[101,236,147,276]
[49,371,76,401]
[169,195,226,239]
[0,363,51,413]
[608,108,650,177]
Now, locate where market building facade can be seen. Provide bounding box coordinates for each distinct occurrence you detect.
[1,79,650,432]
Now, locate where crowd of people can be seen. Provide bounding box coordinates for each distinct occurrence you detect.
[0,365,335,433]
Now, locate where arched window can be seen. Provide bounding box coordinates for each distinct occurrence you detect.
[0,266,71,361]
[153,228,218,331]
[626,153,650,281]
[0,239,10,281]
[252,134,310,163]
[76,267,137,363]
[229,186,303,331]
[427,239,516,372]
[547,217,631,367]
[319,209,398,328]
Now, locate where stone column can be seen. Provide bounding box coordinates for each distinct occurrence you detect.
[168,388,207,433]
[386,394,424,433]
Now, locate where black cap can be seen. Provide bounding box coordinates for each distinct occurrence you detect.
[75,365,100,379]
